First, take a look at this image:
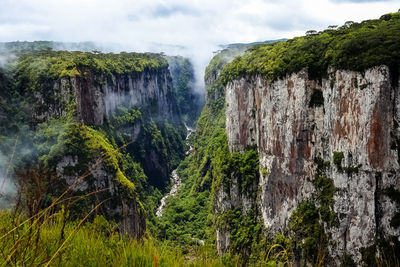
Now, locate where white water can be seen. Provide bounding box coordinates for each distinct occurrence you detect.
[156,124,195,217]
[184,123,195,156]
[156,169,181,217]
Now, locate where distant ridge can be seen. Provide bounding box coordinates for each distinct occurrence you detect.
[0,41,99,53]
[221,38,288,49]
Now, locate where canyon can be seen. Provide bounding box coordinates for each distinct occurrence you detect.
[0,11,399,266]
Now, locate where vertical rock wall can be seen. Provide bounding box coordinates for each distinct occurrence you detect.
[32,67,177,125]
[224,65,400,263]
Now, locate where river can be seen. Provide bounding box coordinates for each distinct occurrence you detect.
[156,124,195,217]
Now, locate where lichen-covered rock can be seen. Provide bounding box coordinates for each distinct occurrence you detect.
[224,65,400,264]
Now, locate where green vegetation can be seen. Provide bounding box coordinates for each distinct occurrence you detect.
[204,40,286,85]
[221,12,400,84]
[290,200,326,265]
[333,151,344,169]
[151,47,237,251]
[0,41,99,53]
[0,46,201,265]
[9,50,171,128]
[331,152,361,175]
[313,176,339,227]
[343,164,361,176]
[260,167,270,178]
[290,157,338,265]
[228,149,259,194]
[204,45,264,108]
[3,11,400,266]
[0,47,187,237]
[16,50,168,82]
[0,210,225,266]
[204,46,253,96]
[314,157,330,172]
[216,209,261,256]
[107,106,142,128]
[309,89,324,107]
[340,253,357,267]
[154,104,227,251]
[210,148,260,262]
[167,56,202,125]
[16,119,146,222]
[360,237,400,267]
[383,186,400,229]
[157,45,287,266]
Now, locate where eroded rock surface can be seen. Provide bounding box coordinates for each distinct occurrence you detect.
[222,65,400,263]
[32,68,177,125]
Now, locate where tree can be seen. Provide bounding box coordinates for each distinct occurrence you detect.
[306,30,318,36]
[344,21,355,28]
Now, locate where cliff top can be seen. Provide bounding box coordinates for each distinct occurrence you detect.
[221,12,400,84]
[14,50,168,84]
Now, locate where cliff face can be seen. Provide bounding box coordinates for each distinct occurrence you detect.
[223,65,400,262]
[33,67,177,125]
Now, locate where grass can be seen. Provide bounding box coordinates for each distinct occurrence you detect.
[0,209,227,267]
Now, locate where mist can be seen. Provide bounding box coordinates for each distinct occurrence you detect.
[0,149,17,210]
[92,41,217,97]
[0,53,16,69]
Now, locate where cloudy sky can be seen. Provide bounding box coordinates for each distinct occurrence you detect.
[0,0,398,82]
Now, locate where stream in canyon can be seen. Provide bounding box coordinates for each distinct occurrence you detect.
[156,124,195,217]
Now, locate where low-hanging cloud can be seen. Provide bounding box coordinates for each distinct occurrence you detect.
[0,149,17,209]
[0,52,16,69]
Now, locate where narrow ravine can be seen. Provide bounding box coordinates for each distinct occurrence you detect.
[156,124,195,217]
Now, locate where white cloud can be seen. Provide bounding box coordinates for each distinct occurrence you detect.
[0,0,398,86]
[1,0,397,44]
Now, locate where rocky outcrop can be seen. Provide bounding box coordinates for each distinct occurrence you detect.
[224,65,400,263]
[214,174,257,255]
[32,67,178,125]
[56,154,145,238]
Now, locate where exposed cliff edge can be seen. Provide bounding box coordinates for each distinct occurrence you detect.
[224,65,400,263]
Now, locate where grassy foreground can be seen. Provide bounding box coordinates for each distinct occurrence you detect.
[0,209,232,267]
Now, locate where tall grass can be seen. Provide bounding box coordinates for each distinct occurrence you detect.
[0,209,229,266]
